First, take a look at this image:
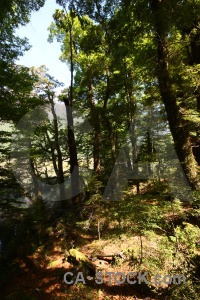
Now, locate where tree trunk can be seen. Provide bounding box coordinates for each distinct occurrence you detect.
[185,22,200,165]
[124,63,139,192]
[45,130,58,177]
[63,20,80,203]
[29,139,41,200]
[151,0,199,189]
[64,96,80,202]
[49,95,66,200]
[88,81,100,175]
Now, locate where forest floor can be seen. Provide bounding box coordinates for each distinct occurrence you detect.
[2,236,158,300]
[1,181,200,300]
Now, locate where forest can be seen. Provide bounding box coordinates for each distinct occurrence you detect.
[0,0,200,299]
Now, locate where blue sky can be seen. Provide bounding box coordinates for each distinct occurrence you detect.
[16,0,70,88]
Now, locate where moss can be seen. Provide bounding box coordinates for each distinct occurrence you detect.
[69,249,88,262]
[68,249,96,274]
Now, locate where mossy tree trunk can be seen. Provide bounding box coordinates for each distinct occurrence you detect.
[151,0,199,189]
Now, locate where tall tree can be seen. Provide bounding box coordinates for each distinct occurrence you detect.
[110,0,200,189]
[30,66,67,200]
[55,0,200,191]
[148,0,199,189]
[50,9,81,202]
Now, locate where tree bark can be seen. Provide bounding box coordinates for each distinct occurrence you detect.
[185,22,200,165]
[49,95,66,200]
[88,81,100,175]
[151,0,199,189]
[64,96,80,202]
[45,130,58,178]
[124,62,139,192]
[63,18,80,203]
[29,139,41,200]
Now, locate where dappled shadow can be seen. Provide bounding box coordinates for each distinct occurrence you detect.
[86,277,161,299]
[1,181,198,300]
[1,261,75,300]
[1,260,163,300]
